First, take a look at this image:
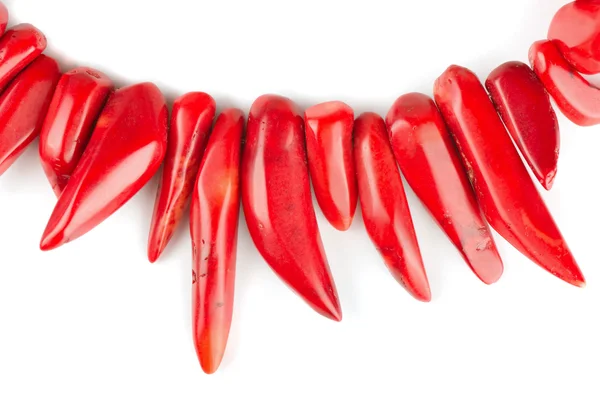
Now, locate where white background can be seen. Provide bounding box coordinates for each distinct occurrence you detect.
[0,0,598,396]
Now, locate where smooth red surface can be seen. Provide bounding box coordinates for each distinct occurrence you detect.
[191,108,244,375]
[0,55,60,176]
[148,92,215,263]
[40,83,168,251]
[548,1,600,74]
[0,24,47,93]
[434,65,586,287]
[530,39,600,126]
[39,67,114,196]
[304,101,357,231]
[0,2,8,36]
[354,112,431,302]
[386,93,503,285]
[486,61,560,190]
[242,94,342,321]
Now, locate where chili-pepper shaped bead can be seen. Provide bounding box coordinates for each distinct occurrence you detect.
[0,24,47,93]
[548,1,600,75]
[386,93,504,285]
[148,92,215,263]
[242,94,342,321]
[486,61,560,190]
[529,39,600,127]
[39,68,113,196]
[354,112,431,302]
[40,83,168,251]
[304,101,357,231]
[434,65,586,287]
[0,55,60,176]
[0,2,8,36]
[191,108,244,375]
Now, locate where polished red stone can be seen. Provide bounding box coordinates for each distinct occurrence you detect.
[304,101,357,231]
[242,94,342,321]
[39,68,114,196]
[0,55,60,176]
[191,108,244,375]
[40,83,168,251]
[148,92,215,263]
[354,112,431,302]
[434,65,585,287]
[0,24,47,93]
[548,0,600,74]
[0,2,8,36]
[486,61,560,190]
[386,93,504,285]
[530,39,600,126]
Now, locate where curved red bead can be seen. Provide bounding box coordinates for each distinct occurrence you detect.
[148,92,215,263]
[486,61,560,190]
[386,93,504,285]
[530,39,600,127]
[304,101,357,231]
[434,65,586,288]
[0,55,60,176]
[40,83,168,251]
[0,24,47,93]
[354,112,431,302]
[191,108,244,375]
[242,94,342,321]
[548,1,600,75]
[39,67,114,196]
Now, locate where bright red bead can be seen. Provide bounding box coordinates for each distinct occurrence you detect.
[0,2,8,36]
[39,68,114,196]
[242,94,342,321]
[191,108,244,375]
[548,0,600,74]
[386,93,503,285]
[148,92,215,263]
[40,83,168,251]
[530,39,600,127]
[354,112,431,302]
[434,65,586,288]
[0,24,47,93]
[486,61,560,190]
[0,55,60,176]
[304,101,357,231]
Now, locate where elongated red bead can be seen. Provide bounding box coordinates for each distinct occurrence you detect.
[434,65,585,287]
[486,61,560,190]
[242,94,342,321]
[0,24,47,93]
[191,108,244,375]
[148,92,215,263]
[386,93,503,285]
[530,39,600,127]
[354,112,431,302]
[304,101,357,231]
[0,55,60,176]
[0,2,8,36]
[40,83,168,251]
[39,68,114,196]
[548,0,600,75]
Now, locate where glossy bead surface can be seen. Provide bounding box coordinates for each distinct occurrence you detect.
[148,92,215,263]
[434,65,585,287]
[242,94,342,321]
[39,67,114,196]
[386,93,503,285]
[486,61,560,190]
[304,101,357,231]
[0,55,60,176]
[354,112,431,302]
[530,39,600,126]
[191,108,244,375]
[0,24,47,93]
[548,1,600,74]
[40,83,168,251]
